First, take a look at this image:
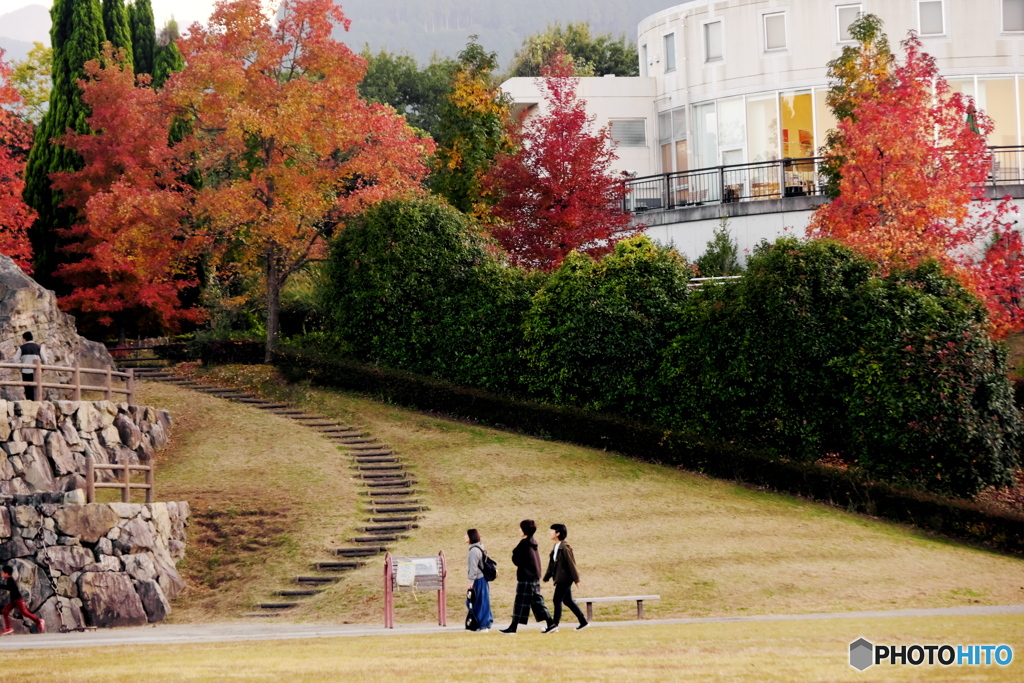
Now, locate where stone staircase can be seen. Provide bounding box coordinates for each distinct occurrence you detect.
[133,367,426,617]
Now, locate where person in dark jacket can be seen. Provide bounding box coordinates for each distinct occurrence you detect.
[499,519,555,634]
[543,523,588,631]
[1,565,44,634]
[13,332,46,401]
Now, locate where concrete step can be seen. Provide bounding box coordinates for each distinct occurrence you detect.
[268,409,307,415]
[256,403,292,409]
[353,456,400,463]
[295,576,338,585]
[276,589,322,597]
[345,449,394,457]
[259,602,298,610]
[366,489,419,496]
[344,443,392,451]
[236,398,273,404]
[358,471,410,480]
[315,561,363,572]
[352,535,400,543]
[364,482,414,491]
[355,464,404,472]
[333,437,378,445]
[335,547,387,558]
[368,516,419,523]
[361,523,418,533]
[371,506,427,514]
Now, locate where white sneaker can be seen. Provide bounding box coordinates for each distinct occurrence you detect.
[477,628,490,633]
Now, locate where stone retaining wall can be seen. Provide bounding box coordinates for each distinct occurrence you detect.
[0,400,171,495]
[0,497,189,631]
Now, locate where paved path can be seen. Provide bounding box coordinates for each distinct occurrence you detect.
[2,604,1022,651]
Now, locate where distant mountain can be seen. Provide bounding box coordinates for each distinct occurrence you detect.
[334,0,678,66]
[0,4,51,46]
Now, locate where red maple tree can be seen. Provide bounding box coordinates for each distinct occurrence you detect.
[0,50,36,272]
[484,51,636,271]
[808,32,1022,335]
[163,0,435,358]
[51,46,204,336]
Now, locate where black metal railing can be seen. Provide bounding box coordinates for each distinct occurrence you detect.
[624,145,1024,214]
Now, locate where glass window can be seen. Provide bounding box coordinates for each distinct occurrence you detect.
[746,94,780,163]
[705,21,723,62]
[837,4,862,42]
[664,33,676,73]
[978,78,1018,146]
[610,120,647,148]
[718,97,746,149]
[780,90,815,158]
[765,12,787,50]
[948,77,976,99]
[658,111,673,145]
[919,1,944,35]
[814,88,838,152]
[693,102,718,169]
[659,108,687,173]
[1005,0,1024,32]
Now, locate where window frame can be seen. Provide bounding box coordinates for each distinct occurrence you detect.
[609,119,648,148]
[663,32,677,73]
[763,10,788,52]
[918,0,945,37]
[836,3,863,44]
[703,19,724,64]
[1003,0,1024,33]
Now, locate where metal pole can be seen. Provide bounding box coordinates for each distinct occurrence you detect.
[384,552,394,629]
[438,550,447,627]
[85,455,95,503]
[122,462,130,503]
[73,360,81,401]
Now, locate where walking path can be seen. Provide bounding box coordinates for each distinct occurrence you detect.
[2,604,1021,651]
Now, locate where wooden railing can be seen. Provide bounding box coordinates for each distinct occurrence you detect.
[85,456,153,504]
[0,360,134,404]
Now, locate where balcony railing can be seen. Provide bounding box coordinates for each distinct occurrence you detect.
[624,145,1024,214]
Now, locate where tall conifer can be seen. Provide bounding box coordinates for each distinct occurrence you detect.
[22,0,105,282]
[103,0,134,65]
[129,0,156,77]
[153,20,184,88]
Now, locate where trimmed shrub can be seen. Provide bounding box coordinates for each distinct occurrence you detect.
[523,236,691,415]
[323,197,542,393]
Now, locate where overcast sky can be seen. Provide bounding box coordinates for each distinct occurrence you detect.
[3,1,231,32]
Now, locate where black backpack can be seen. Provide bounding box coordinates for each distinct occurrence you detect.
[479,550,497,582]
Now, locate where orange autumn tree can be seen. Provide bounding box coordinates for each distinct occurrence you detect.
[52,46,203,336]
[808,26,1022,335]
[0,49,35,271]
[164,0,434,359]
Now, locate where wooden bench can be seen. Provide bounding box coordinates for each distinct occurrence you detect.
[578,595,660,621]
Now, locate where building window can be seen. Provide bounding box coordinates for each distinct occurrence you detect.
[1004,0,1024,32]
[919,1,944,35]
[764,12,787,51]
[610,120,647,148]
[664,33,676,73]
[705,21,723,62]
[640,44,648,77]
[658,107,687,174]
[837,4,862,42]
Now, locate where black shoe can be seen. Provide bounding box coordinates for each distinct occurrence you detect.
[542,623,559,634]
[575,621,589,631]
[499,627,517,635]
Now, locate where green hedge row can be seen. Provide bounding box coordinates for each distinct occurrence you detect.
[273,348,1024,556]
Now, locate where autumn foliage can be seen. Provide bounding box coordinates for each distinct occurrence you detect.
[485,51,635,271]
[51,46,202,335]
[808,30,1023,335]
[0,50,36,272]
[163,0,434,357]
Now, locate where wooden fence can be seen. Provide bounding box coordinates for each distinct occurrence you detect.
[0,360,134,404]
[85,456,153,504]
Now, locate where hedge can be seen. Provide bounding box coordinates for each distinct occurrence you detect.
[272,348,1024,557]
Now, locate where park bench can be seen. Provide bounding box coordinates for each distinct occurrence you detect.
[577,595,660,621]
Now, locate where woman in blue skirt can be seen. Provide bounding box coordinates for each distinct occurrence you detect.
[466,529,493,631]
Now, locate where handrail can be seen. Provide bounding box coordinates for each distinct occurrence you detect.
[624,145,1024,214]
[85,455,153,504]
[0,359,134,404]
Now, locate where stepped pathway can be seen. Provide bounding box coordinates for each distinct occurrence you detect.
[133,368,427,617]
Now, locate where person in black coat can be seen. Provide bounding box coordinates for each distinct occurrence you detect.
[499,519,555,634]
[543,523,588,631]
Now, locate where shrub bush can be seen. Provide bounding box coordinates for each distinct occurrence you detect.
[323,197,542,393]
[522,236,691,415]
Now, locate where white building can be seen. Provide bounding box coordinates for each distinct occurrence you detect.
[502,0,1024,261]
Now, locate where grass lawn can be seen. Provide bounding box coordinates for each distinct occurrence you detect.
[4,615,1021,681]
[138,365,1024,625]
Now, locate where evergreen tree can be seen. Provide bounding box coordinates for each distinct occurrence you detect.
[152,20,184,88]
[129,0,156,77]
[22,0,106,283]
[103,0,134,65]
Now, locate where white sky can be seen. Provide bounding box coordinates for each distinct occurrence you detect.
[2,1,239,34]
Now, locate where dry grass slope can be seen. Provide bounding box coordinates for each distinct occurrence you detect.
[141,366,1024,625]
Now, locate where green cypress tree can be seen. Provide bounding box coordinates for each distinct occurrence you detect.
[152,19,184,88]
[129,0,156,77]
[102,0,134,65]
[22,0,106,283]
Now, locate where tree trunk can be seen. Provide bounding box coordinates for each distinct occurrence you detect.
[265,256,280,364]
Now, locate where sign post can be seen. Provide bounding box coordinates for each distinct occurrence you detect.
[383,551,447,628]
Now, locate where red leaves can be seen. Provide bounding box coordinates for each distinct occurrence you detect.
[484,50,637,271]
[0,50,35,272]
[808,32,1024,337]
